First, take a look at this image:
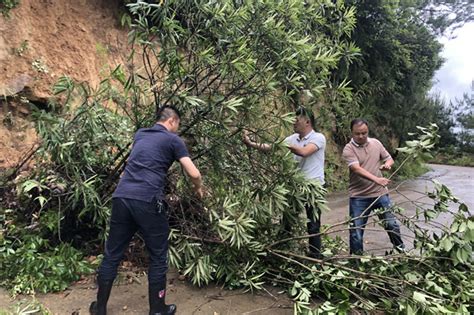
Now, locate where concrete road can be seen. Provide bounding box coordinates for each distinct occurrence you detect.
[323,164,474,254]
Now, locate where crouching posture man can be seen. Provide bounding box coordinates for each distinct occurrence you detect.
[342,118,405,255]
[90,105,203,315]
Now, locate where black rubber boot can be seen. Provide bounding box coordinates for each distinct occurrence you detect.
[89,279,114,315]
[149,283,177,315]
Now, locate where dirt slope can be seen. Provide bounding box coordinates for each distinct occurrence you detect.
[0,0,130,169]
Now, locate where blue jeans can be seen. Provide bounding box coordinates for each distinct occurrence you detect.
[349,194,404,254]
[98,197,169,287]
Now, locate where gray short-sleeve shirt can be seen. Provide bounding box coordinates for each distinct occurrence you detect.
[285,130,326,184]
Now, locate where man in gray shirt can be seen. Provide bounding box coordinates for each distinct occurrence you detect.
[243,107,326,258]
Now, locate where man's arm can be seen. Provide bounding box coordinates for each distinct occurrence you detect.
[288,143,318,157]
[349,163,391,187]
[179,157,203,198]
[243,130,320,156]
[379,157,394,171]
[378,139,394,171]
[242,131,272,152]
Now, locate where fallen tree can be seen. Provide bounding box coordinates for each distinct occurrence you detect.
[1,1,473,314]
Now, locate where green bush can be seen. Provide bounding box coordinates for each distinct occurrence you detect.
[0,0,19,17]
[0,234,93,294]
[0,69,141,295]
[429,147,474,167]
[1,1,473,313]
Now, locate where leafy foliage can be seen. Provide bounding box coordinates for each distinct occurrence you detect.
[0,222,93,294]
[417,0,474,35]
[0,72,136,294]
[1,1,473,314]
[123,0,353,292]
[426,89,474,163]
[26,73,135,244]
[334,0,444,150]
[0,298,51,315]
[125,2,472,313]
[0,0,19,17]
[452,92,474,153]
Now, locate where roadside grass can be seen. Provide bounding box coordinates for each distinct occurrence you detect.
[429,150,474,167]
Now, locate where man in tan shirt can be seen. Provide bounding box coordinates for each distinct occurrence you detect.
[342,119,405,254]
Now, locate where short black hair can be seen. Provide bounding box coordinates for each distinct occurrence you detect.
[295,106,315,128]
[156,105,181,122]
[350,118,368,131]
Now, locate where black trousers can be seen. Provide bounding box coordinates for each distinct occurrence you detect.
[306,204,321,254]
[97,197,169,287]
[283,204,321,254]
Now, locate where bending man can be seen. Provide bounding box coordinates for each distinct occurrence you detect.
[342,118,405,255]
[90,105,203,315]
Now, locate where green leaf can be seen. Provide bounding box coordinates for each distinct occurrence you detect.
[34,196,48,208]
[413,291,427,304]
[441,237,453,252]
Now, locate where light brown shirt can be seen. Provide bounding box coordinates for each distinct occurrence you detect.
[342,138,392,197]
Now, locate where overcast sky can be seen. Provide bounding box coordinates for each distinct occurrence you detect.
[431,22,474,104]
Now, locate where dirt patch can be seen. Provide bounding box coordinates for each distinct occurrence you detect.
[1,269,293,315]
[0,0,129,99]
[0,99,37,170]
[0,0,130,169]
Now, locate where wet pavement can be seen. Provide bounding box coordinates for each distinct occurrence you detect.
[323,164,474,254]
